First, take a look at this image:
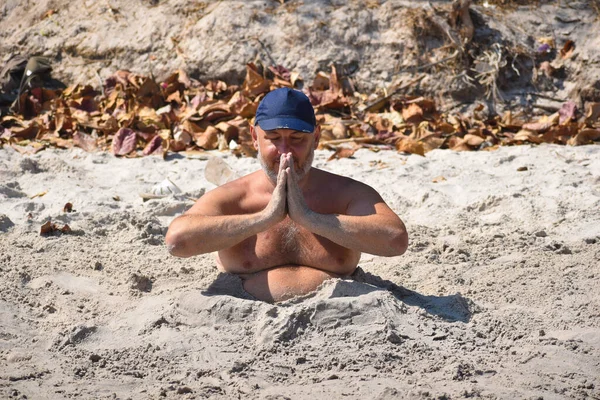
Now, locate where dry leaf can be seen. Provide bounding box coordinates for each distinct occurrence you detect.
[143,135,163,155]
[402,103,424,124]
[396,137,424,156]
[522,113,559,132]
[63,203,73,212]
[73,131,98,152]
[327,147,356,161]
[448,137,472,151]
[312,71,330,91]
[585,102,600,123]
[432,176,446,183]
[558,101,577,124]
[112,128,137,156]
[30,191,48,199]
[40,221,55,235]
[568,129,600,146]
[464,133,485,147]
[560,40,575,59]
[41,9,57,20]
[332,122,347,139]
[195,126,219,150]
[513,130,543,144]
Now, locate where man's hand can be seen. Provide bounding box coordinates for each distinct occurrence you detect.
[285,153,313,225]
[262,153,288,225]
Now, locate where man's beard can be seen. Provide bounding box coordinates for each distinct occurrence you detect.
[258,147,314,184]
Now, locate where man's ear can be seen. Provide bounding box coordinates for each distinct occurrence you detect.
[313,125,321,149]
[251,125,259,149]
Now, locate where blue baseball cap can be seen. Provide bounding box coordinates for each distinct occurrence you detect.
[255,87,316,133]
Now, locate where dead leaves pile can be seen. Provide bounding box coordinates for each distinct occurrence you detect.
[1,62,599,159]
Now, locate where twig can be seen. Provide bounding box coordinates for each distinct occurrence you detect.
[255,38,277,66]
[532,104,560,113]
[363,75,426,112]
[401,50,460,73]
[95,69,105,97]
[522,92,566,103]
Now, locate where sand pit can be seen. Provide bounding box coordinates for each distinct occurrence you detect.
[1,144,599,398]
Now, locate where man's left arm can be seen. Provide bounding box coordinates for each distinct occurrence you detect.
[286,162,408,257]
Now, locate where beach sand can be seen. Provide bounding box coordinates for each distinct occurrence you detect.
[1,144,599,399]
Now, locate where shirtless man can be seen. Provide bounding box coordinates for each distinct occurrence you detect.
[166,87,408,302]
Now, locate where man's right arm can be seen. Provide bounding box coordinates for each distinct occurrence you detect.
[165,209,273,258]
[165,159,288,258]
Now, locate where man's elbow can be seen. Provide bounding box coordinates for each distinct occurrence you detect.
[387,229,408,256]
[165,227,192,258]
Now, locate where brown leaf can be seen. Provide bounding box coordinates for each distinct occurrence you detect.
[585,102,600,123]
[195,125,219,150]
[568,129,600,146]
[243,63,271,96]
[558,101,577,124]
[560,40,575,59]
[513,130,543,144]
[420,135,445,153]
[448,137,472,152]
[112,128,137,156]
[327,147,356,161]
[9,123,40,140]
[464,133,484,147]
[311,72,330,91]
[40,221,56,235]
[63,203,73,212]
[402,103,424,124]
[41,9,57,20]
[73,132,98,152]
[522,117,556,133]
[332,122,348,139]
[143,135,163,156]
[396,137,424,156]
[228,91,257,118]
[61,225,72,234]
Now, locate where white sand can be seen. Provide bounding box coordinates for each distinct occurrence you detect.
[1,144,599,399]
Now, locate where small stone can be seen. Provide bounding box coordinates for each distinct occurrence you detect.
[535,230,547,237]
[176,386,193,394]
[0,214,15,232]
[130,273,152,292]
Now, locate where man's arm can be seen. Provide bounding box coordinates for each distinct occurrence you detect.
[165,157,288,258]
[300,197,408,257]
[284,154,408,257]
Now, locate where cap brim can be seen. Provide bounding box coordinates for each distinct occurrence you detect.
[257,117,314,133]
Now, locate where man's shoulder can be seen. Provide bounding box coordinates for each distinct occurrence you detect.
[312,168,369,189]
[213,170,264,196]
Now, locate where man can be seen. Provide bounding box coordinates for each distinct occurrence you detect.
[166,87,408,302]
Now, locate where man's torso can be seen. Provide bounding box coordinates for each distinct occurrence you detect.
[215,168,361,274]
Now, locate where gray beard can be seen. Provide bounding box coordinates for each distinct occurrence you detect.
[258,147,314,185]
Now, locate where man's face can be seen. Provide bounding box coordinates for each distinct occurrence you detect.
[252,125,320,183]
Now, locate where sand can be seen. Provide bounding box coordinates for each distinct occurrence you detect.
[1,144,599,399]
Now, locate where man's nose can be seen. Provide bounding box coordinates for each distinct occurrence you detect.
[276,140,291,154]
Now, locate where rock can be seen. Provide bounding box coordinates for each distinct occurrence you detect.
[130,273,153,292]
[0,214,15,232]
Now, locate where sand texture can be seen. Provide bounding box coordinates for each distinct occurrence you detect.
[1,144,599,399]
